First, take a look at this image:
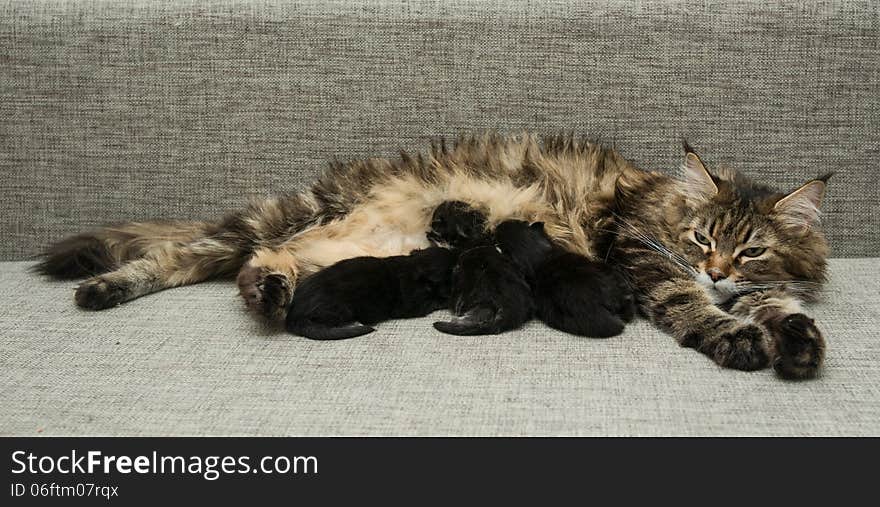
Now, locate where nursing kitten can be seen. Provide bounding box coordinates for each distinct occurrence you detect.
[432,221,536,336]
[429,206,634,338]
[493,220,636,338]
[427,200,489,249]
[39,133,830,379]
[288,202,480,340]
[534,255,635,337]
[286,247,456,340]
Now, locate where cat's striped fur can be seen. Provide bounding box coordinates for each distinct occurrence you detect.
[36,133,829,378]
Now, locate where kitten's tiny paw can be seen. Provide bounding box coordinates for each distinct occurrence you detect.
[770,314,825,380]
[712,324,770,371]
[75,277,127,310]
[237,265,292,321]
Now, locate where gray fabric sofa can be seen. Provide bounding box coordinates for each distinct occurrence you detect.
[1,0,878,436]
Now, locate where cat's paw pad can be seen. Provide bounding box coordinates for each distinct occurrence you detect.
[75,277,128,310]
[259,273,293,318]
[237,265,292,321]
[713,324,770,371]
[771,314,825,380]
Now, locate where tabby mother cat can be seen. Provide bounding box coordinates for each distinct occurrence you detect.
[37,134,830,379]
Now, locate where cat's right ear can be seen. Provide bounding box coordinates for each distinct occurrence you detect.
[772,174,831,229]
[681,144,718,201]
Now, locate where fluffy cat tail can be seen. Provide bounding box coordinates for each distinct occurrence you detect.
[288,320,376,340]
[33,221,214,279]
[433,307,505,336]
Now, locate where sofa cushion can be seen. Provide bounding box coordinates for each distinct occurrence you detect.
[1,258,877,436]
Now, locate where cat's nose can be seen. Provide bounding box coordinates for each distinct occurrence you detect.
[707,268,726,283]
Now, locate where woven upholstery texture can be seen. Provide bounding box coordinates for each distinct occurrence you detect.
[1,259,877,436]
[1,0,879,259]
[1,1,878,437]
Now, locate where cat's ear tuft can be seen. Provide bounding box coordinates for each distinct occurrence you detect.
[681,138,696,155]
[816,171,835,184]
[682,148,718,201]
[773,178,828,229]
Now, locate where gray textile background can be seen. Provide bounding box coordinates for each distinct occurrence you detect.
[1,259,877,436]
[1,1,879,437]
[1,0,879,259]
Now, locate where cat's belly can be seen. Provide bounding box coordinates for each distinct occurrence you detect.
[292,222,432,269]
[292,171,596,269]
[292,182,436,268]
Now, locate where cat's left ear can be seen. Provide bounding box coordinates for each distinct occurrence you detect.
[681,143,718,201]
[772,173,833,228]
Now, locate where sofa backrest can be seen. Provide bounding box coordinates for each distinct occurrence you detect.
[2,0,878,259]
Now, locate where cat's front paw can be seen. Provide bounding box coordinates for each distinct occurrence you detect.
[237,264,293,321]
[768,314,825,380]
[75,276,128,310]
[711,324,770,371]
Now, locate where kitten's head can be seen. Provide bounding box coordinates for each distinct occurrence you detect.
[494,220,554,272]
[427,200,489,249]
[663,143,831,303]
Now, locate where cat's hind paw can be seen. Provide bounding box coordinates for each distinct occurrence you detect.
[237,265,293,322]
[75,277,129,310]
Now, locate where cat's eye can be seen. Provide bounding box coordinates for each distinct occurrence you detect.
[740,247,767,258]
[693,231,712,246]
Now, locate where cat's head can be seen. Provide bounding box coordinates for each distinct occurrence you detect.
[615,143,832,304]
[665,143,831,303]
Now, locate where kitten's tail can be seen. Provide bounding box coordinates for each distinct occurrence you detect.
[33,220,216,279]
[433,307,507,336]
[288,320,376,340]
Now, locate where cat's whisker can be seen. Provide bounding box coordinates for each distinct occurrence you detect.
[736,280,822,289]
[627,238,695,273]
[613,230,696,275]
[734,279,824,297]
[608,216,697,276]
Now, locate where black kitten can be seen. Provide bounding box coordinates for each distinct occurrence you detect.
[427,200,489,249]
[432,212,635,338]
[534,253,635,338]
[494,221,636,338]
[286,248,456,340]
[433,245,535,335]
[432,220,541,336]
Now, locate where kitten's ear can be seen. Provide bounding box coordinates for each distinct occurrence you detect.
[453,222,471,239]
[773,174,831,228]
[681,144,718,200]
[530,222,545,231]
